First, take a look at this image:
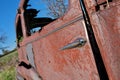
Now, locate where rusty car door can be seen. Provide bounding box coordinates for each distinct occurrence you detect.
[16,0,113,80]
[84,0,120,80]
[24,0,108,80]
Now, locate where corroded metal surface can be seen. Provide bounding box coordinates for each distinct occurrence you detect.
[16,0,100,80]
[91,8,120,80]
[89,1,120,80]
[16,0,120,80]
[32,20,100,80]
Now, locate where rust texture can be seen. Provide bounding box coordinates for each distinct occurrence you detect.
[16,0,120,80]
[86,0,120,80]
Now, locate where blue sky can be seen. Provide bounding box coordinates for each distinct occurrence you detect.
[0,0,19,54]
[0,0,68,54]
[0,0,50,54]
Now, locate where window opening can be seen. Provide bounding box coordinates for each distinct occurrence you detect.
[23,0,68,36]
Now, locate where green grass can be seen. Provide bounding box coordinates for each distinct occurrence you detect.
[0,50,18,80]
[0,67,16,80]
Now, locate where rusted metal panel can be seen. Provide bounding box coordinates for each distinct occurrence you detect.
[16,0,120,80]
[84,0,96,8]
[31,19,99,80]
[96,0,120,5]
[96,0,107,4]
[90,2,120,80]
[16,0,100,80]
[17,66,42,80]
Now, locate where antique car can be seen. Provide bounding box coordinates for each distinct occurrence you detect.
[15,0,120,80]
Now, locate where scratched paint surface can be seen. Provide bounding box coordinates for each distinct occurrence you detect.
[16,0,100,80]
[29,0,99,79]
[96,0,120,4]
[32,20,99,80]
[91,2,120,80]
[16,0,120,80]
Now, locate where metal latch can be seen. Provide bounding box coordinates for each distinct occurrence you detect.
[60,38,86,50]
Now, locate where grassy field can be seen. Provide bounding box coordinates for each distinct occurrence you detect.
[0,50,18,80]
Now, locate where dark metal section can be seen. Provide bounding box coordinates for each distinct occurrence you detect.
[18,61,32,69]
[60,38,86,50]
[79,0,109,80]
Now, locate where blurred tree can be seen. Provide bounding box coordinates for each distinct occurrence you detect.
[0,34,8,51]
[0,34,7,44]
[1,49,9,55]
[42,0,68,18]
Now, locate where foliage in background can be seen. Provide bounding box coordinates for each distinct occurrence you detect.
[43,0,68,18]
[0,33,8,50]
[0,50,18,80]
